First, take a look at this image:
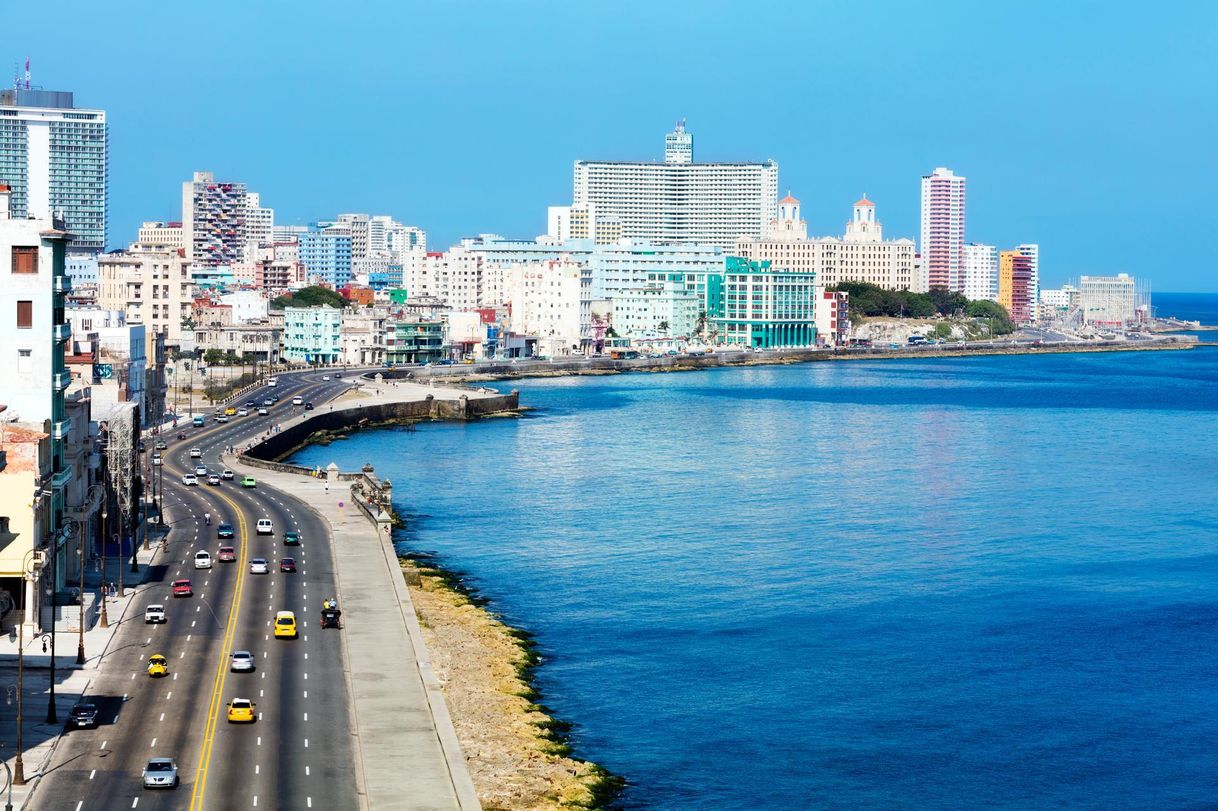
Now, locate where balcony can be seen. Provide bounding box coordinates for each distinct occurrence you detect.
[54,275,72,293]
[51,418,72,440]
[53,322,71,341]
[52,370,72,391]
[51,467,73,489]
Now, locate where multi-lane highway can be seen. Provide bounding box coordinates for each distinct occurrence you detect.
[36,371,365,811]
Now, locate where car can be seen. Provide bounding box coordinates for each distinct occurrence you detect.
[181,473,198,486]
[190,447,202,458]
[230,650,255,672]
[226,698,256,723]
[283,531,300,546]
[217,545,236,562]
[67,702,98,730]
[207,473,221,486]
[216,523,235,539]
[263,398,275,406]
[436,359,454,366]
[177,431,187,440]
[152,453,163,466]
[194,551,213,569]
[244,401,256,409]
[237,408,248,416]
[269,394,280,403]
[192,416,205,427]
[279,557,297,573]
[241,476,256,488]
[147,653,169,678]
[267,377,278,387]
[215,415,229,423]
[154,439,168,450]
[224,407,237,416]
[142,758,179,789]
[304,402,314,410]
[256,518,273,535]
[258,407,268,415]
[221,469,234,480]
[145,604,166,624]
[194,465,208,477]
[292,396,304,406]
[171,579,193,597]
[274,610,297,639]
[322,375,331,381]
[335,372,343,378]
[249,558,269,575]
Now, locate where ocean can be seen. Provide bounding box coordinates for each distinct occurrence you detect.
[294,334,1218,809]
[1155,291,1218,342]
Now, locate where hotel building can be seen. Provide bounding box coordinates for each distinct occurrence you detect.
[920,167,966,290]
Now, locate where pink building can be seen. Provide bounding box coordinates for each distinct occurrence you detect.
[920,167,966,291]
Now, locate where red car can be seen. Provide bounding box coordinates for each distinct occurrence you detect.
[217,546,236,562]
[279,558,297,573]
[176,431,187,440]
[171,579,193,597]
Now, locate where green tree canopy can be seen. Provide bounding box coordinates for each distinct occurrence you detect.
[270,285,349,310]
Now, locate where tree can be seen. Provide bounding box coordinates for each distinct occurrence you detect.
[965,300,1014,335]
[270,285,349,310]
[928,286,969,316]
[658,320,670,335]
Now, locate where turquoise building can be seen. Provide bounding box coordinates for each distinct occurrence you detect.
[283,305,343,364]
[709,257,817,348]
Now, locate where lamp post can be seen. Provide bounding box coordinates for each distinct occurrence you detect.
[14,547,42,785]
[76,485,102,665]
[2,738,14,808]
[46,526,62,724]
[99,504,109,629]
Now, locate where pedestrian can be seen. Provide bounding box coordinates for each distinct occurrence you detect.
[324,480,329,493]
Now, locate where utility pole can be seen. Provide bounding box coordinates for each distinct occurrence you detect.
[76,513,87,665]
[46,524,58,724]
[99,504,108,629]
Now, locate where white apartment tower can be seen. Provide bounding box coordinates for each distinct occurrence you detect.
[244,192,274,257]
[572,123,778,249]
[920,167,966,291]
[0,86,108,254]
[1016,243,1040,321]
[183,171,248,266]
[962,243,998,302]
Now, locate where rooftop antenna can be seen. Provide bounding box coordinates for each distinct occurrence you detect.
[24,57,30,90]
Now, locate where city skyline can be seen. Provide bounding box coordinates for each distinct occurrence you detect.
[6,1,1215,290]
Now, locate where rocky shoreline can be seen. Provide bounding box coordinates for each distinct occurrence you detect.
[399,554,623,810]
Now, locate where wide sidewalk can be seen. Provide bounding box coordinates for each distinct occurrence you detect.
[223,441,481,810]
[0,534,167,809]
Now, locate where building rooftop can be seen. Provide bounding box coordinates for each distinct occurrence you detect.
[854,195,874,207]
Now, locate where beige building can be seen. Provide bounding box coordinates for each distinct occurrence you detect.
[136,221,184,250]
[97,245,194,350]
[192,322,282,363]
[735,194,921,292]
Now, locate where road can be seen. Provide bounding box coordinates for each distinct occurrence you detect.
[35,370,365,811]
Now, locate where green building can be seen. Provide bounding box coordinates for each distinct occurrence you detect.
[387,319,444,364]
[708,257,817,348]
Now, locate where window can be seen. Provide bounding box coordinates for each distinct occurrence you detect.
[17,300,33,328]
[17,348,31,373]
[12,246,38,274]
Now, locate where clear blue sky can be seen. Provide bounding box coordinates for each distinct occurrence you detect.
[11,0,1217,290]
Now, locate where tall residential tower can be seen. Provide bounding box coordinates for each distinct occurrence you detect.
[920,167,966,291]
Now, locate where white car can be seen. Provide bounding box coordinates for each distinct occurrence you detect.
[207,473,221,486]
[194,465,208,477]
[255,518,273,535]
[322,375,331,381]
[230,650,255,672]
[194,551,213,569]
[258,407,268,415]
[249,558,269,575]
[152,453,163,466]
[142,758,179,789]
[292,396,304,406]
[181,473,198,486]
[215,415,229,423]
[267,377,278,387]
[189,448,202,458]
[237,408,248,416]
[144,604,166,624]
[221,469,234,480]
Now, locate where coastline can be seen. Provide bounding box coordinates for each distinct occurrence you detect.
[399,553,624,810]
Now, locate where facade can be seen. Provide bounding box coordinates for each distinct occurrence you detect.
[504,259,584,356]
[282,305,342,364]
[572,123,778,249]
[546,203,622,245]
[920,167,966,291]
[1016,243,1040,321]
[96,245,193,349]
[710,257,817,348]
[0,187,74,614]
[339,309,391,365]
[298,230,353,288]
[86,324,148,424]
[814,289,850,347]
[136,221,184,250]
[192,322,281,363]
[386,318,444,365]
[244,193,274,257]
[998,250,1034,324]
[1079,274,1137,326]
[962,243,998,302]
[219,290,270,323]
[0,87,108,254]
[182,171,248,266]
[735,195,919,291]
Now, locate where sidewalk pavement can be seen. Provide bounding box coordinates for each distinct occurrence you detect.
[0,526,170,809]
[222,449,481,811]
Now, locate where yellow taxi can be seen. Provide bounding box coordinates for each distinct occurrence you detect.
[226,697,256,723]
[224,406,237,416]
[273,610,297,639]
[147,653,169,678]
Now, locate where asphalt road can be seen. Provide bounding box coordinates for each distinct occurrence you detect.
[35,370,365,811]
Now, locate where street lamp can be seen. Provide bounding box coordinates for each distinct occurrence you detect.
[99,504,109,629]
[14,547,43,785]
[1,738,14,809]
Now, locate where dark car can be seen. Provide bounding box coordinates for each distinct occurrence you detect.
[177,431,187,440]
[284,531,301,546]
[67,702,99,729]
[335,373,342,378]
[279,557,297,573]
[304,402,314,411]
[436,359,455,365]
[245,401,257,409]
[216,523,235,540]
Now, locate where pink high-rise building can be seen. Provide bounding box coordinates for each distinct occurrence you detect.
[920,167,966,291]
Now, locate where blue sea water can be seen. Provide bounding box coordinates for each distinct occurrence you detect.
[1156,291,1218,342]
[294,344,1218,809]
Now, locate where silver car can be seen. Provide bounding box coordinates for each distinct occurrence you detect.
[249,558,269,575]
[142,758,178,789]
[230,650,255,672]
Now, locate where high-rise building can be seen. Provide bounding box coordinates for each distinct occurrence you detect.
[962,243,998,302]
[298,229,353,288]
[998,249,1034,324]
[1016,243,1039,321]
[547,203,622,245]
[920,167,966,291]
[711,257,818,348]
[182,171,248,265]
[97,245,193,351]
[572,123,778,249]
[0,86,107,253]
[735,194,919,291]
[1080,274,1137,326]
[245,193,274,256]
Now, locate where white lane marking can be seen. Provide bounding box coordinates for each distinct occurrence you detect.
[179,651,185,659]
[101,740,108,749]
[307,799,312,808]
[186,634,192,642]
[89,769,96,780]
[159,712,164,721]
[304,652,308,660]
[196,605,201,613]
[255,764,260,775]
[303,690,307,698]
[305,766,310,776]
[150,737,157,748]
[173,673,178,681]
[122,693,128,702]
[304,738,308,748]
[146,637,152,644]
[259,689,264,698]
[76,802,83,811]
[253,796,258,807]
[132,798,139,808]
[261,671,266,680]
[131,673,136,680]
[303,672,308,680]
[166,691,172,700]
[191,620,196,628]
[258,712,263,721]
[257,736,262,746]
[303,712,308,721]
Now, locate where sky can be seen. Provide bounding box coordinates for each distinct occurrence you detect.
[8,0,1217,291]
